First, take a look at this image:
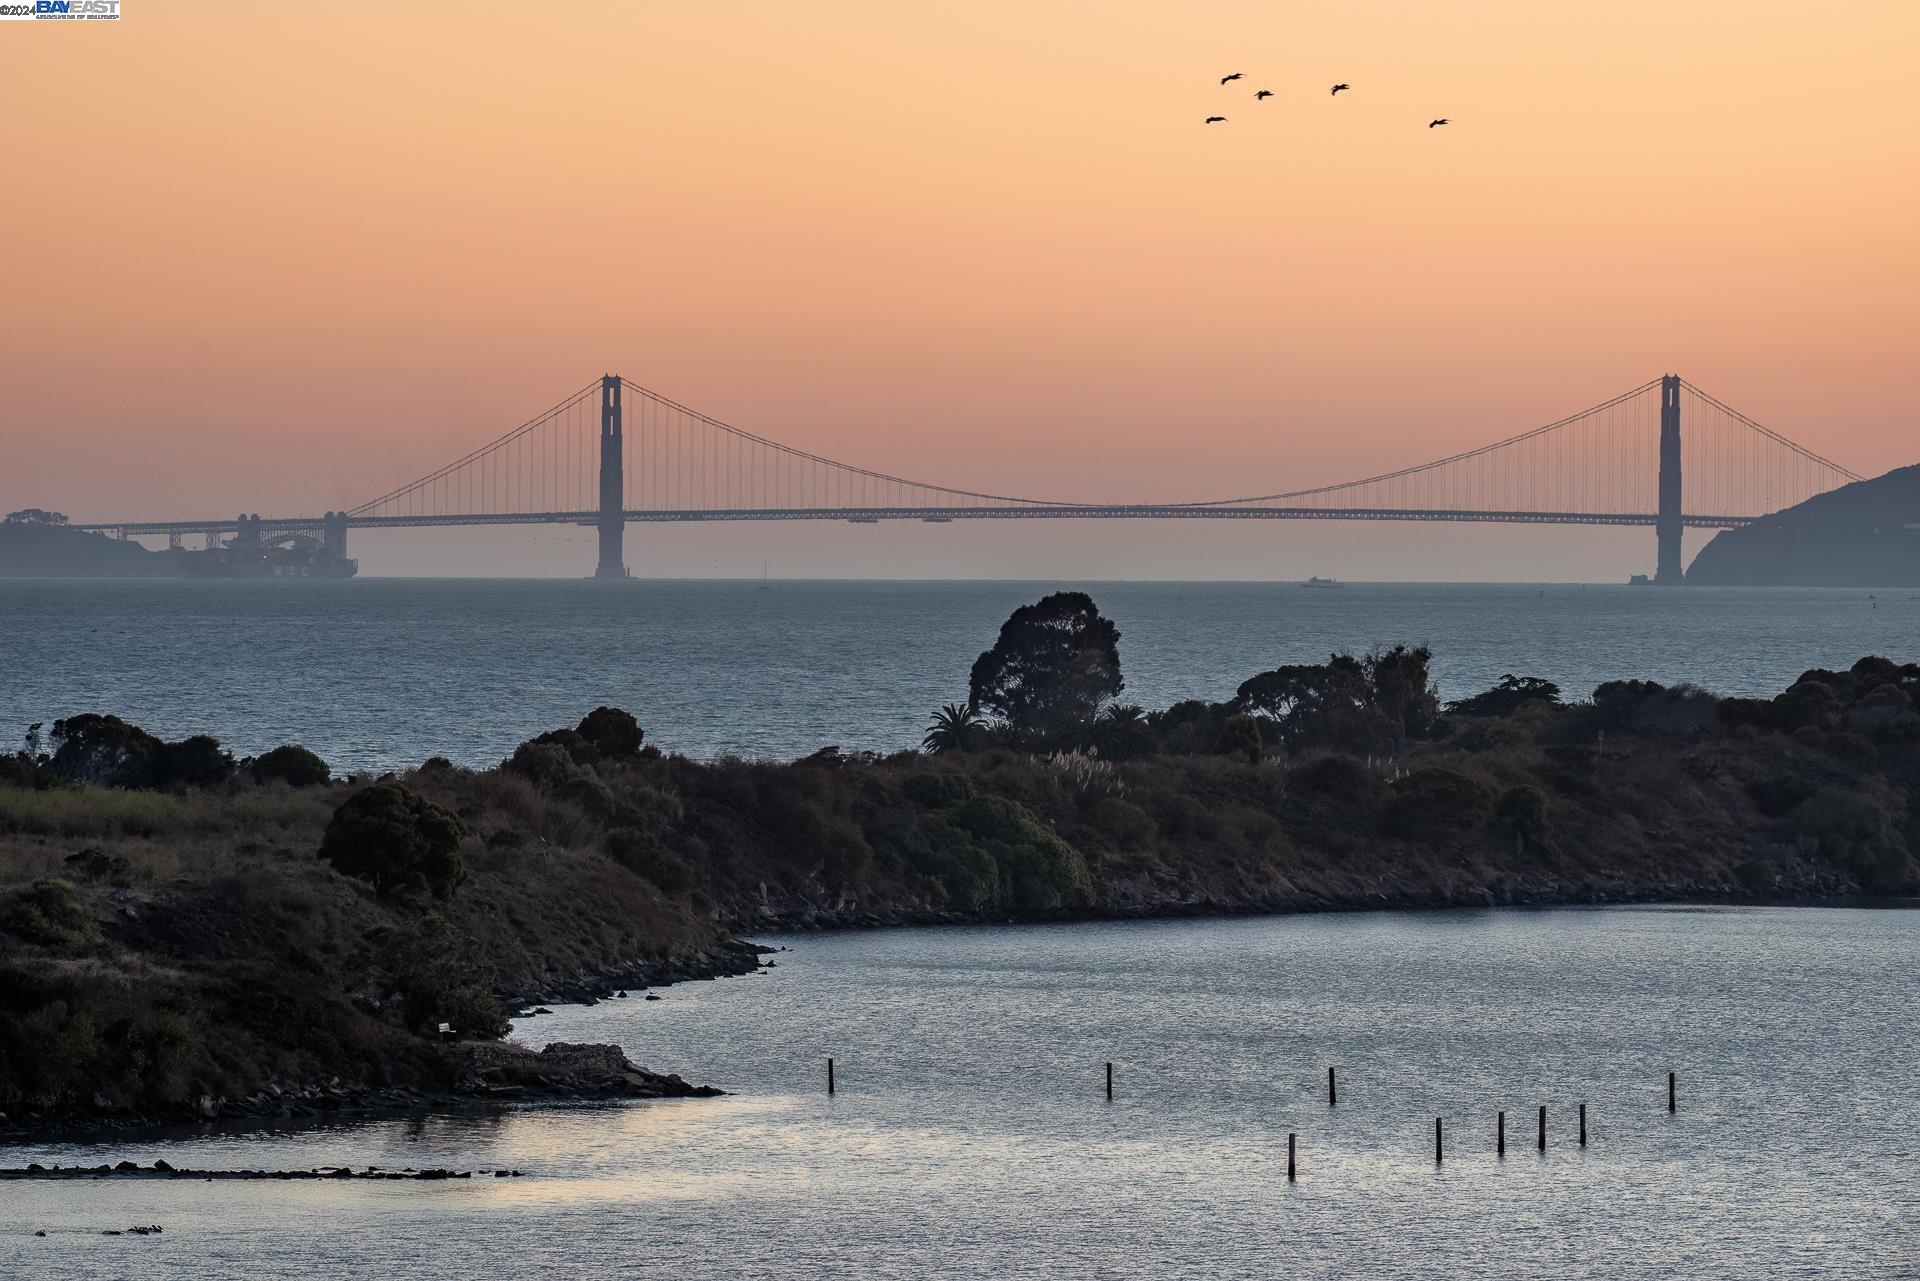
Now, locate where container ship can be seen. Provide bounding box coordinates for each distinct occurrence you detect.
[175,538,357,579]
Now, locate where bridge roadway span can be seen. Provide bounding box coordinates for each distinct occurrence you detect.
[73,507,1757,538]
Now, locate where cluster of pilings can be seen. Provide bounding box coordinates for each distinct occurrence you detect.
[820,1059,1682,1179]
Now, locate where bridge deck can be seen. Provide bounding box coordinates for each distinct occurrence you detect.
[72,507,1757,537]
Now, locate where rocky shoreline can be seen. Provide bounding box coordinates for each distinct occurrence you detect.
[705,857,1867,934]
[501,937,770,1011]
[0,1040,724,1142]
[3,1161,527,1181]
[496,872,1867,1021]
[1,938,772,1142]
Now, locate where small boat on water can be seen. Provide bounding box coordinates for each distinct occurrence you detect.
[1301,576,1342,589]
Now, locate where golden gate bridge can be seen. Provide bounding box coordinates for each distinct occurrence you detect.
[72,374,1860,582]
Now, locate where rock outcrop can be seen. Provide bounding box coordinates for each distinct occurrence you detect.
[454,1041,723,1098]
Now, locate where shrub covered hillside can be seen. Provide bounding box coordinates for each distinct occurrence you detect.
[1,593,1915,1130]
[512,649,1917,928]
[0,711,748,1129]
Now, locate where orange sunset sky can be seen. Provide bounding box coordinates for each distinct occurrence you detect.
[2,2,1915,579]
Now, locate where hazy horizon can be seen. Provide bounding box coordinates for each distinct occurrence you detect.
[261,519,1729,582]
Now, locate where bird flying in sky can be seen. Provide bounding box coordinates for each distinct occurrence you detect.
[1220,72,1243,85]
[1429,118,1449,127]
[1255,89,1273,100]
[1331,84,1350,96]
[1205,116,1227,124]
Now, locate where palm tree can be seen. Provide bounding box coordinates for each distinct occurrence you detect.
[1059,703,1154,759]
[1090,703,1154,761]
[923,701,987,755]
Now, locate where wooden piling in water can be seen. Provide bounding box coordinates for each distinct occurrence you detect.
[1288,1132,1296,1182]
[1579,1102,1587,1146]
[1498,1110,1505,1157]
[1668,1071,1676,1113]
[1538,1105,1546,1151]
[827,1057,835,1095]
[1105,1061,1113,1100]
[1328,1066,1337,1106]
[1435,1117,1444,1164]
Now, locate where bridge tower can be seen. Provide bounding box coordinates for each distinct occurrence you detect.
[233,513,262,556]
[321,511,349,560]
[1656,374,1683,584]
[594,374,627,579]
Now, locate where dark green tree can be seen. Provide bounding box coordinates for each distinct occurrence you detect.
[48,714,162,786]
[320,782,467,900]
[153,735,235,788]
[576,706,644,758]
[1362,644,1440,744]
[968,591,1122,733]
[1792,786,1908,890]
[1446,675,1562,718]
[507,739,583,783]
[1771,680,1841,731]
[1235,662,1355,726]
[1215,712,1263,764]
[521,727,595,764]
[251,744,331,786]
[1849,655,1903,684]
[369,916,510,1039]
[933,795,1094,911]
[1234,654,1399,752]
[46,715,233,789]
[1144,699,1232,756]
[1592,679,1667,729]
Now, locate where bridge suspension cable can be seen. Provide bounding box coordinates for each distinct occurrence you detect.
[615,379,1072,514]
[1185,378,1666,516]
[332,373,1857,528]
[70,372,1865,552]
[1171,378,1859,522]
[341,380,604,523]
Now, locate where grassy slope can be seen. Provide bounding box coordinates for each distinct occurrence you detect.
[0,769,738,1126]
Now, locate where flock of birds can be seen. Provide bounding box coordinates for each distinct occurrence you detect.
[1205,73,1447,128]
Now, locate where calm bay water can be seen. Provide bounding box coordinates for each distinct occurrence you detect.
[4,907,1916,1278]
[5,581,1916,1275]
[0,579,1911,770]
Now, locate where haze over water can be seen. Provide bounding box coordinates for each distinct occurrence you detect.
[2,579,1910,771]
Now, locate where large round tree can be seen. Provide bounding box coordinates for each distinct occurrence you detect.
[968,591,1122,733]
[575,706,644,758]
[321,782,467,900]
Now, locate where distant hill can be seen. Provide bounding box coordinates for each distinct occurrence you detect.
[0,522,175,577]
[1687,464,1920,587]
